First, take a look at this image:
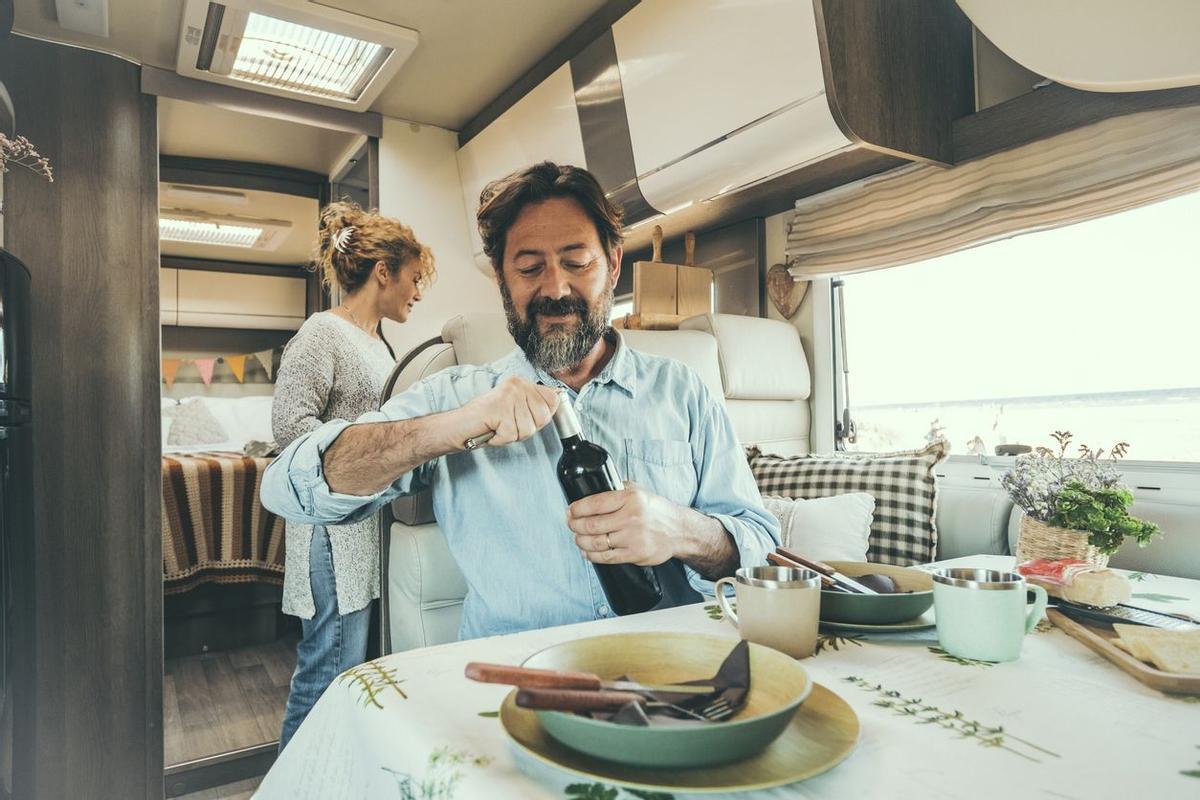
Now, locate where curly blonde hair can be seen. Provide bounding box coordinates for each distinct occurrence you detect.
[314,200,435,293]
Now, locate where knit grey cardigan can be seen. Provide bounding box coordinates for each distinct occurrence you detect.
[272,312,396,618]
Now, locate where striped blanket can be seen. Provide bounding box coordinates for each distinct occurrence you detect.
[162,453,286,595]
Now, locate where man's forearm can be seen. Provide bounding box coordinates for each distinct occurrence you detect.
[323,409,471,496]
[672,507,741,579]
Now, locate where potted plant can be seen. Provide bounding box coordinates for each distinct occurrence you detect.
[1001,431,1161,566]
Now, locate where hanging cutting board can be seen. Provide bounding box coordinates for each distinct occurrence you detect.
[630,227,713,329]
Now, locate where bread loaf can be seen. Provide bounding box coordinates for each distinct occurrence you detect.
[1018,559,1131,608]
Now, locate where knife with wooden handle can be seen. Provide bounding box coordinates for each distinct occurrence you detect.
[464,662,716,695]
[775,547,879,595]
[515,687,649,712]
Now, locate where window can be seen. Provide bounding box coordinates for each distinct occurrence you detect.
[839,190,1200,463]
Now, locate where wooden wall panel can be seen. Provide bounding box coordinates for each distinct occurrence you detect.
[1,35,162,799]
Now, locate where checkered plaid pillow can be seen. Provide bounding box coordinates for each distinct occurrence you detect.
[746,441,948,565]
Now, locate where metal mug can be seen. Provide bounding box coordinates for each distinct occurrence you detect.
[932,568,1048,663]
[714,566,821,659]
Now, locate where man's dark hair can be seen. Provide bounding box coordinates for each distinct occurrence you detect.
[476,162,624,272]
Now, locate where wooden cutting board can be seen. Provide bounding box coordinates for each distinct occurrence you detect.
[1047,609,1200,694]
[632,227,713,320]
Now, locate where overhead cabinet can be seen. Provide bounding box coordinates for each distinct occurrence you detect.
[159,268,306,330]
[456,0,973,260]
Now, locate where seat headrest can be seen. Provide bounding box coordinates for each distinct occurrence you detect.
[680,313,810,401]
[440,313,515,366]
[621,328,723,400]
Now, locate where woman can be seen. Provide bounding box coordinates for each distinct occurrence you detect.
[272,201,434,749]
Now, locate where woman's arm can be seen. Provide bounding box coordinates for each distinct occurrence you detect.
[272,322,336,449]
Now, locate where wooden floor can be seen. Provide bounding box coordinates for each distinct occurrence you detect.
[165,637,298,766]
[177,777,261,799]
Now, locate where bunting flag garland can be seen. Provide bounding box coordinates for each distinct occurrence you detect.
[193,358,216,386]
[253,349,276,380]
[162,358,182,388]
[225,355,248,383]
[159,347,282,385]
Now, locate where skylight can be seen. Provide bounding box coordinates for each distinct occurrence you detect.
[175,1,419,111]
[230,13,391,101]
[159,217,264,249]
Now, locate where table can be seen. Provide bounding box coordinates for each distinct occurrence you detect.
[256,556,1200,799]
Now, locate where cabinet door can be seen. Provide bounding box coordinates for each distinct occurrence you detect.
[159,268,178,326]
[456,64,586,270]
[176,271,306,330]
[612,0,828,177]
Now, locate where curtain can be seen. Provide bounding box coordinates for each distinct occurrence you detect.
[785,105,1200,278]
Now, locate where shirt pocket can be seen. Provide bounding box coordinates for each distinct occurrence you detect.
[623,439,698,507]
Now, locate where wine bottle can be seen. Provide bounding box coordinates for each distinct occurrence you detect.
[552,390,662,615]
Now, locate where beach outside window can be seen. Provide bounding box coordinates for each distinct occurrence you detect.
[840,190,1200,464]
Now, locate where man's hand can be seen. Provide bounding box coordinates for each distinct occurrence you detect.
[566,481,680,567]
[566,480,742,579]
[457,377,561,447]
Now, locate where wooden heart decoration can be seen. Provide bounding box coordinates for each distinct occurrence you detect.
[767,263,808,319]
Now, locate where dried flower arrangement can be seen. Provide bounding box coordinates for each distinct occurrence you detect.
[0,133,53,182]
[1001,431,1160,556]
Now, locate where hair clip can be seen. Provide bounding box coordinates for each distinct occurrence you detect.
[332,226,356,254]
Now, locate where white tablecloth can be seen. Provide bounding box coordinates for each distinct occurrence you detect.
[256,556,1200,799]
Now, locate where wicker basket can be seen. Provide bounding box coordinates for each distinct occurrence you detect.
[1015,516,1109,567]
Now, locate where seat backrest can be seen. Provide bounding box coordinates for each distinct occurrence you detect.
[379,312,812,653]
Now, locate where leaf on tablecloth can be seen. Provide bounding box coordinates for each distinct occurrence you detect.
[1182,746,1200,779]
[477,710,499,718]
[337,659,408,709]
[843,676,1059,763]
[815,633,865,655]
[383,746,490,799]
[1127,572,1152,582]
[624,790,676,799]
[927,646,995,667]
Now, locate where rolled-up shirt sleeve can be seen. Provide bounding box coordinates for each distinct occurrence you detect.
[260,381,440,526]
[685,393,780,594]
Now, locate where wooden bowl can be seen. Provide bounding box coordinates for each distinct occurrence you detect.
[819,561,934,625]
[521,632,811,768]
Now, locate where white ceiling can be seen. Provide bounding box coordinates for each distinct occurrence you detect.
[14,0,612,130]
[158,97,359,174]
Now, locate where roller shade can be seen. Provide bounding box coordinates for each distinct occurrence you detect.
[785,106,1200,278]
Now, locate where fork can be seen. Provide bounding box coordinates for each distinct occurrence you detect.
[516,688,737,722]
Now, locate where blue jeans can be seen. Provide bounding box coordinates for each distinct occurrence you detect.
[278,527,370,751]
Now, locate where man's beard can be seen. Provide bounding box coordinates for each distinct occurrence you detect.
[499,277,614,373]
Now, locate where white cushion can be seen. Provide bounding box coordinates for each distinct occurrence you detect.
[194,396,275,447]
[621,328,724,401]
[441,313,515,366]
[681,313,810,401]
[167,399,229,447]
[760,493,875,562]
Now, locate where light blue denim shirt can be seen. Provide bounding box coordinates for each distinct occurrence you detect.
[260,333,779,640]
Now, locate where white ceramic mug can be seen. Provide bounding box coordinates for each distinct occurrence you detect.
[713,566,821,658]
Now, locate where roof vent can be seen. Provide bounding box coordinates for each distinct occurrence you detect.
[159,209,293,250]
[176,0,418,111]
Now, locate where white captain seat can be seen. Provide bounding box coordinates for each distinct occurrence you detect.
[377,312,812,653]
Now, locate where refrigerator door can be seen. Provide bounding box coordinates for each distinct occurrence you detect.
[0,251,32,405]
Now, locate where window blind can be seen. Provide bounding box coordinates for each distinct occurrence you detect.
[785,106,1200,278]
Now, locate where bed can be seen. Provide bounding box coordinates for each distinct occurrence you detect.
[161,396,286,595]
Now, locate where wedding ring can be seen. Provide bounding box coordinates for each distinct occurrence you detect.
[605,533,613,551]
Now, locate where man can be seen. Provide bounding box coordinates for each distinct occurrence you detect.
[261,162,779,640]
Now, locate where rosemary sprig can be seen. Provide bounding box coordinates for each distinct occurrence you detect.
[843,676,1060,763]
[928,646,995,667]
[337,659,408,709]
[815,632,865,655]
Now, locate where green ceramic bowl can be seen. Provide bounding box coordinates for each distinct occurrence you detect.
[521,632,812,769]
[819,561,934,625]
